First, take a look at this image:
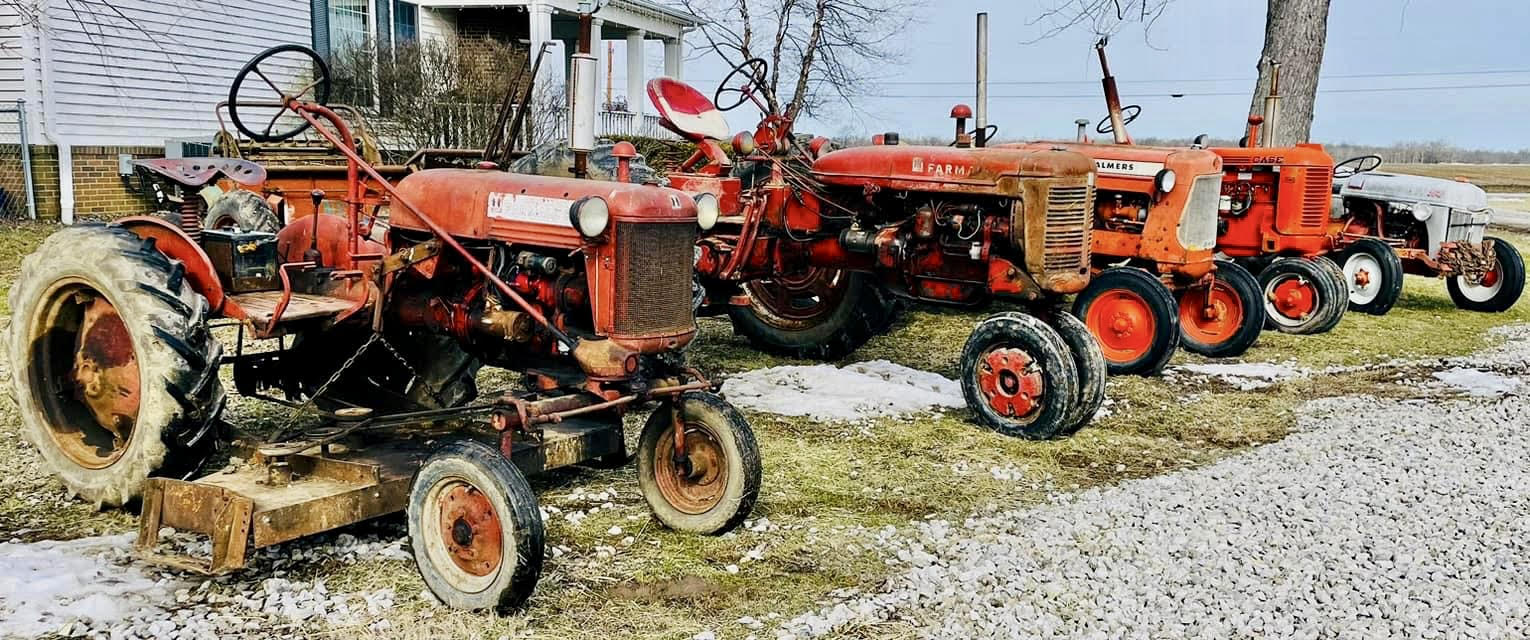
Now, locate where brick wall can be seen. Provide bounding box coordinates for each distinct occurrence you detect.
[70,145,162,219]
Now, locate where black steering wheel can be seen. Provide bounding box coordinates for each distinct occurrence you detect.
[1336,155,1383,175]
[228,44,331,142]
[1096,104,1141,135]
[714,58,769,112]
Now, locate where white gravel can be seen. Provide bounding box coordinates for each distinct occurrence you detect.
[720,360,964,422]
[780,331,1530,639]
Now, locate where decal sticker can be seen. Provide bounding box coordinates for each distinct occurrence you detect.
[1093,159,1166,178]
[669,194,682,208]
[912,157,971,178]
[487,192,573,227]
[912,157,925,173]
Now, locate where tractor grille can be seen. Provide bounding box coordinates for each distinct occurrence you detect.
[1042,183,1094,274]
[1301,166,1333,228]
[1177,174,1222,251]
[613,222,697,336]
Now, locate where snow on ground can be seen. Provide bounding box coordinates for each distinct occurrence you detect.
[1169,361,1309,390]
[720,360,965,422]
[0,534,179,638]
[1431,367,1525,397]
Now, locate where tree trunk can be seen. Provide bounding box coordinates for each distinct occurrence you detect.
[1248,0,1331,146]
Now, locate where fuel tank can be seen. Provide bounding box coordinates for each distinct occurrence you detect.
[810,145,1095,195]
[390,168,699,249]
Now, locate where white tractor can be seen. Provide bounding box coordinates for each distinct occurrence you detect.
[1330,155,1524,313]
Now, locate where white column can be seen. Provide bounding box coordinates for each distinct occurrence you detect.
[528,0,555,88]
[590,18,605,110]
[626,29,645,117]
[663,36,683,81]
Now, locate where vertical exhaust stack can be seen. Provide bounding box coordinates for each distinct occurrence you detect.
[569,1,605,178]
[975,12,989,147]
[1259,62,1282,148]
[1096,39,1130,145]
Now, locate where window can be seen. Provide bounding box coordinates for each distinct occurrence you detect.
[395,2,418,43]
[329,0,370,53]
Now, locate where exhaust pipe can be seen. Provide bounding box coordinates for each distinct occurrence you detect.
[975,12,989,147]
[1259,62,1282,147]
[1096,39,1130,145]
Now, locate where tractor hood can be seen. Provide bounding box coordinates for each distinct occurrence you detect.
[810,145,1095,195]
[1213,143,1333,170]
[1338,171,1489,213]
[1004,142,1222,185]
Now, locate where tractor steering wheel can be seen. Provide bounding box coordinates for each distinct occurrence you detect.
[1335,154,1383,176]
[228,44,331,142]
[714,58,769,112]
[1096,104,1141,135]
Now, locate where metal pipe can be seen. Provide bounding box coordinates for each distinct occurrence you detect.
[1097,40,1129,145]
[16,99,35,220]
[975,12,989,147]
[1260,63,1282,147]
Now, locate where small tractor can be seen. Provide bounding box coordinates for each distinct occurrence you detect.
[1330,155,1525,313]
[1004,41,1266,375]
[649,59,1108,440]
[4,45,761,610]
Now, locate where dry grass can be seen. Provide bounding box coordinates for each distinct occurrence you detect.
[1387,163,1530,193]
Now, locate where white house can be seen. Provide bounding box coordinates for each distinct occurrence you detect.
[0,0,700,220]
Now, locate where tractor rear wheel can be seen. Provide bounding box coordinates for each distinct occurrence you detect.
[408,439,544,611]
[959,313,1079,440]
[728,269,898,360]
[637,392,761,534]
[1042,311,1108,436]
[5,225,225,507]
[1335,239,1404,315]
[1071,267,1180,376]
[1258,257,1346,335]
[203,189,281,233]
[1178,260,1263,358]
[1449,236,1526,312]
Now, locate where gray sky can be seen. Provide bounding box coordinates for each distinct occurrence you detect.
[633,0,1530,150]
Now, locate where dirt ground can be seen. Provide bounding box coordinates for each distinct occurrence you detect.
[0,225,1527,639]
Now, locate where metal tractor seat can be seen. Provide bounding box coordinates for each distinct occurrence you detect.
[647,77,731,142]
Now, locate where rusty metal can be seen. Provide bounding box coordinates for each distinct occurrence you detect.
[976,347,1042,419]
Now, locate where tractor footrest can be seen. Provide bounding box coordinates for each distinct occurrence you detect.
[230,291,359,327]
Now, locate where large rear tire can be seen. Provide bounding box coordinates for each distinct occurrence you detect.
[959,313,1079,440]
[203,189,281,233]
[1448,237,1526,312]
[1178,260,1263,358]
[5,225,226,507]
[728,269,898,360]
[1071,267,1180,376]
[1335,238,1404,315]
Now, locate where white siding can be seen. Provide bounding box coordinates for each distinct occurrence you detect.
[417,4,457,45]
[43,0,312,146]
[0,5,22,105]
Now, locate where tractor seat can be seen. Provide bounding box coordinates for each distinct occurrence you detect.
[647,77,730,142]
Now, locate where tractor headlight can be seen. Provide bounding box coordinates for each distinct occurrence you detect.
[1410,203,1433,222]
[569,196,610,238]
[1155,169,1177,194]
[694,193,721,231]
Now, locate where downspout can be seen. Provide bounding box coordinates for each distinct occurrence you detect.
[35,0,73,223]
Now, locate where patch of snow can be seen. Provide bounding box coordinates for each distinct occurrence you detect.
[1431,368,1525,397]
[0,534,180,638]
[720,360,964,421]
[1173,362,1309,390]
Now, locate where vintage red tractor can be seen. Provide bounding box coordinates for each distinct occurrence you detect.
[649,59,1108,440]
[4,45,760,610]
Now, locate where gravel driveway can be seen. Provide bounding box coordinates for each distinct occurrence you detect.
[783,339,1530,638]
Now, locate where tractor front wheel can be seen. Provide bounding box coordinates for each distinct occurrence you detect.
[1448,237,1526,312]
[728,269,898,360]
[1178,260,1263,358]
[1071,267,1180,376]
[1336,238,1404,315]
[5,225,226,507]
[1258,257,1346,335]
[1041,311,1107,436]
[408,439,544,611]
[637,392,761,535]
[959,313,1079,439]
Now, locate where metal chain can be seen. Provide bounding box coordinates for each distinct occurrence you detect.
[271,331,384,441]
[373,332,448,407]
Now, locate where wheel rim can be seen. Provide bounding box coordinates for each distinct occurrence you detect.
[1179,280,1244,346]
[424,477,506,593]
[31,281,141,469]
[1083,289,1157,363]
[1457,267,1504,302]
[975,347,1045,421]
[1264,274,1318,327]
[654,421,729,515]
[743,268,850,329]
[1343,253,1383,305]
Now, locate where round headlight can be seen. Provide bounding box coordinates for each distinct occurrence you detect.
[694,193,721,231]
[1155,169,1177,193]
[1409,203,1432,222]
[569,196,610,238]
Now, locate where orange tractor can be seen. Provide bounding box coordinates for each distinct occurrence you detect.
[1002,42,1265,375]
[6,45,761,610]
[650,59,1108,440]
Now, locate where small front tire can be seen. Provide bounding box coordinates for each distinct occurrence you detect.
[1071,267,1180,376]
[1042,311,1107,436]
[1178,260,1263,358]
[1258,257,1345,335]
[637,392,761,535]
[1449,237,1526,312]
[959,313,1079,440]
[1335,238,1404,315]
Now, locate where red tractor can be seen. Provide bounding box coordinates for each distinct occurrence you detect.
[5,46,760,610]
[1002,42,1265,375]
[649,59,1107,440]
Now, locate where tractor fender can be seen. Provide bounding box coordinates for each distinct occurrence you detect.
[116,216,227,313]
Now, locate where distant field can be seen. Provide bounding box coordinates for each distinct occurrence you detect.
[1387,163,1530,193]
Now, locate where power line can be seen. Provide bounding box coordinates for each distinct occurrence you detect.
[866,82,1530,100]
[684,68,1530,87]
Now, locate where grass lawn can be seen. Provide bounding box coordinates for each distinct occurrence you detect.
[0,223,1525,639]
[1387,163,1530,193]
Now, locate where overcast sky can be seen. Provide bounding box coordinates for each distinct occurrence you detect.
[623,0,1530,150]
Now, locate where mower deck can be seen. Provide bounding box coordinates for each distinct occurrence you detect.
[135,417,624,575]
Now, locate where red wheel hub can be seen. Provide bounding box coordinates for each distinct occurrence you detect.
[1481,268,1501,287]
[1269,276,1317,319]
[1084,289,1156,363]
[976,348,1044,418]
[1353,268,1372,288]
[1179,280,1245,346]
[438,484,503,577]
[71,295,141,464]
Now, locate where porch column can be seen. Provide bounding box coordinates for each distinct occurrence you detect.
[626,29,645,118]
[528,0,555,88]
[663,36,683,81]
[590,17,605,109]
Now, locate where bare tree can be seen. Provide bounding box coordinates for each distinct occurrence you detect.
[1032,0,1332,146]
[677,0,919,122]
